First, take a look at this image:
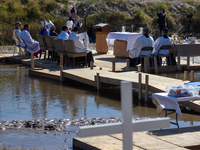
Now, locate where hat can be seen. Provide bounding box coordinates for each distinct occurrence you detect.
[15,22,21,26]
[66,20,73,29]
[41,20,48,27]
[47,20,54,29]
[70,6,77,14]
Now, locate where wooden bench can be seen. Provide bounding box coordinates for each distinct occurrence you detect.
[53,39,67,65]
[36,34,46,59]
[64,40,87,68]
[46,36,57,61]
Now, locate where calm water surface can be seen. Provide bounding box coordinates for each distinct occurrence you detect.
[0,63,200,149]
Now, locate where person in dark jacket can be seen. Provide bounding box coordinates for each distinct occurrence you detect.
[157,8,167,35]
[87,23,96,43]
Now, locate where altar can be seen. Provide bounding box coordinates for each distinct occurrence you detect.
[106,32,142,58]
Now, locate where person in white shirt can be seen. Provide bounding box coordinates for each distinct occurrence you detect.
[129,28,154,67]
[19,24,40,57]
[69,26,94,67]
[13,22,21,39]
[152,28,175,66]
[57,26,69,40]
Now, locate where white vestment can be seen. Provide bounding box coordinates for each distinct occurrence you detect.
[152,36,172,55]
[19,30,40,53]
[129,35,154,59]
[13,29,21,39]
[57,31,69,40]
[69,31,91,53]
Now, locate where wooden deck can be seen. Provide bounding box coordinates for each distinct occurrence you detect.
[73,126,200,150]
[1,52,200,113]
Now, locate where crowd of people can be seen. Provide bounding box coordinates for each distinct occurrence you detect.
[13,6,174,68]
[13,6,94,66]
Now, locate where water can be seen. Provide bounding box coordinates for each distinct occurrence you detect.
[0,63,200,149]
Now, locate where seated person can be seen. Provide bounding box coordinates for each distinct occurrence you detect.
[152,28,176,66]
[57,26,69,40]
[66,20,73,35]
[87,23,96,43]
[48,20,58,36]
[69,26,94,67]
[129,28,154,67]
[39,20,49,35]
[19,24,40,57]
[13,22,21,39]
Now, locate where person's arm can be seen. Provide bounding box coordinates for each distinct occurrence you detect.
[132,37,142,50]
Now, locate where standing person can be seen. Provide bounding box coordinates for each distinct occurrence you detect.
[48,20,58,36]
[87,23,96,43]
[66,20,73,35]
[67,6,82,33]
[69,27,94,67]
[157,8,167,35]
[19,24,40,57]
[39,20,49,36]
[13,22,21,39]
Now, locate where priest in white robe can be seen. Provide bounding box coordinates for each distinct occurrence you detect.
[57,26,69,40]
[152,28,175,66]
[129,28,154,67]
[13,22,21,39]
[19,24,40,56]
[69,26,94,67]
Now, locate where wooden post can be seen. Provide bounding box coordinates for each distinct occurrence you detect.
[60,65,63,82]
[190,70,194,82]
[137,64,141,72]
[31,53,34,69]
[97,73,101,90]
[178,54,181,72]
[144,57,149,73]
[90,61,93,70]
[183,71,188,81]
[145,75,149,102]
[60,54,63,66]
[121,81,133,150]
[126,59,130,71]
[112,61,115,72]
[138,73,142,100]
[154,57,158,74]
[187,54,190,71]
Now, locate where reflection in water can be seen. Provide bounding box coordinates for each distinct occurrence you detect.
[0,63,200,149]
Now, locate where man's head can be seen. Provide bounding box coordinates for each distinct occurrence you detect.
[62,26,68,32]
[24,24,30,31]
[15,22,21,29]
[51,26,56,31]
[162,27,168,35]
[91,23,95,29]
[161,8,165,13]
[143,28,149,35]
[72,26,79,34]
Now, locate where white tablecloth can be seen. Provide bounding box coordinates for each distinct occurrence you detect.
[78,32,89,48]
[153,93,200,116]
[106,32,142,51]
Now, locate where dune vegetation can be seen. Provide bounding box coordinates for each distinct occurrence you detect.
[0,0,200,45]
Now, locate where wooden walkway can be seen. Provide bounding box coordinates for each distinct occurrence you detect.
[1,53,200,113]
[73,126,200,150]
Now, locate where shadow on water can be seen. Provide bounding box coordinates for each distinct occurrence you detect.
[0,62,200,149]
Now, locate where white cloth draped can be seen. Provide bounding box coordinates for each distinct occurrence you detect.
[69,31,90,53]
[129,35,154,59]
[106,32,142,51]
[19,30,40,53]
[152,36,172,55]
[57,31,69,40]
[77,32,89,48]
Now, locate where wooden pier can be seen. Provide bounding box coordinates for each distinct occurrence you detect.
[1,52,200,113]
[73,126,200,150]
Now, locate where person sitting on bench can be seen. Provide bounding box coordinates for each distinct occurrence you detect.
[69,26,94,67]
[58,26,69,40]
[129,28,154,67]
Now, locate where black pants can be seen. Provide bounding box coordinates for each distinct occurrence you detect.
[87,51,94,67]
[129,58,140,67]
